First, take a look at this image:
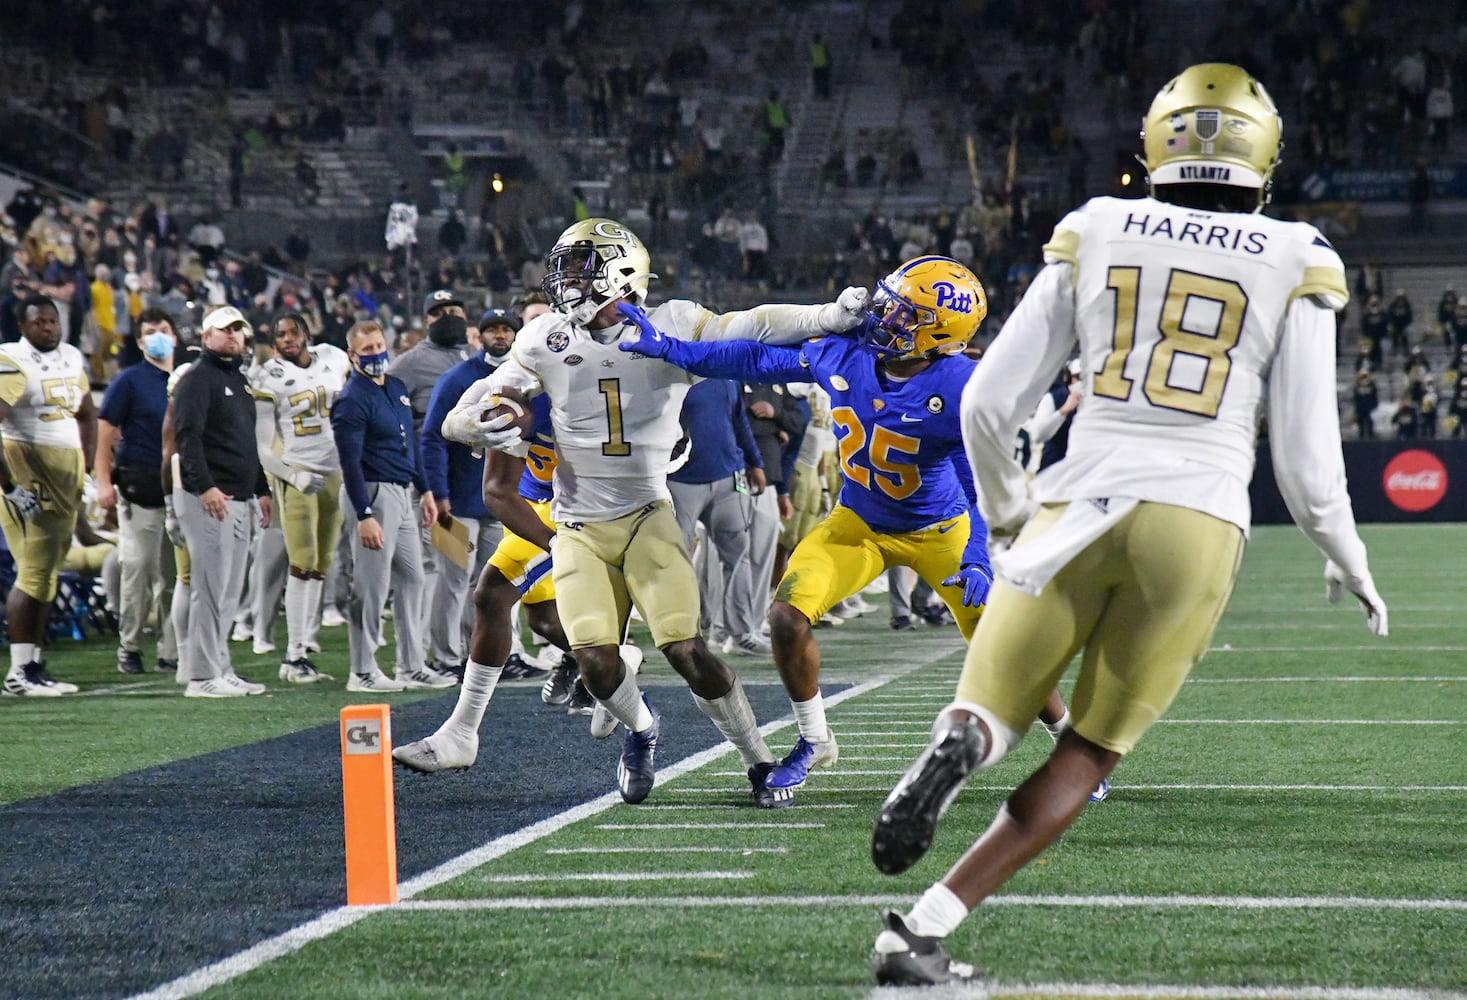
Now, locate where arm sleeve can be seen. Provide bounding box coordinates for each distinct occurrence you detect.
[951,450,991,570]
[961,262,1078,530]
[420,378,455,498]
[1025,391,1066,447]
[689,301,846,346]
[171,368,216,495]
[330,396,372,519]
[660,336,810,383]
[1268,297,1371,579]
[731,388,762,468]
[254,398,296,484]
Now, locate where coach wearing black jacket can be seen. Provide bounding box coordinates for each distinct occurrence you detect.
[171,305,274,698]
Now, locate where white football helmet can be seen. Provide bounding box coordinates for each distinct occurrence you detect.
[542,218,657,326]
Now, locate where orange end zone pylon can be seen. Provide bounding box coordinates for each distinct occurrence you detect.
[340,704,398,905]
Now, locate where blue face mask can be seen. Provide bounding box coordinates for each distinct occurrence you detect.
[354,350,390,378]
[142,331,174,360]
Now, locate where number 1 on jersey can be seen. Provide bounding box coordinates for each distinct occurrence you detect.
[598,378,631,456]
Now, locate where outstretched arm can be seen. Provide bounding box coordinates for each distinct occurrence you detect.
[617,302,809,383]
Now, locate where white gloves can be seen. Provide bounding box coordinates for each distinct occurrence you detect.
[164,496,185,547]
[442,399,530,457]
[289,469,326,495]
[1324,560,1389,636]
[2,483,41,524]
[817,286,872,332]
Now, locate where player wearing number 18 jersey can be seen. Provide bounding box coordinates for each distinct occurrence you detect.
[441,218,873,807]
[869,63,1388,987]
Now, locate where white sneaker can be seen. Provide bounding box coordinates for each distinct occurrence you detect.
[225,671,267,695]
[815,609,845,627]
[347,669,406,692]
[305,640,322,653]
[591,645,643,739]
[392,731,479,773]
[185,677,246,698]
[321,607,347,627]
[3,664,67,697]
[726,633,772,656]
[33,664,79,693]
[251,639,276,655]
[230,622,253,643]
[862,575,891,596]
[837,595,876,616]
[397,665,457,689]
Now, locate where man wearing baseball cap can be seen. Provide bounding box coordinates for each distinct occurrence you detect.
[170,304,275,697]
[385,288,475,684]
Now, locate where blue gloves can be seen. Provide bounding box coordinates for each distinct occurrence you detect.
[943,563,993,608]
[616,301,671,359]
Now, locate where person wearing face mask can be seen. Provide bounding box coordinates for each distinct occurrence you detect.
[331,320,441,692]
[95,308,181,675]
[169,306,275,697]
[387,288,474,677]
[412,307,531,683]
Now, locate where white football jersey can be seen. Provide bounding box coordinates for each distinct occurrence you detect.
[459,298,836,521]
[0,341,89,448]
[964,194,1369,578]
[249,344,351,472]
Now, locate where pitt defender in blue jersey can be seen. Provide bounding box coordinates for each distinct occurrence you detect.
[618,257,1076,792]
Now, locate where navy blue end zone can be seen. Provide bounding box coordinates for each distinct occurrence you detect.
[1,682,826,1000]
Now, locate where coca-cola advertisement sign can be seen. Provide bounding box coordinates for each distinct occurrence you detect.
[1382,450,1448,512]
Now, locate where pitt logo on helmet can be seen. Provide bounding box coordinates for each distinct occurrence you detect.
[933,281,975,315]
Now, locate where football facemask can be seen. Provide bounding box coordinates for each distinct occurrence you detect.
[858,256,987,360]
[1141,62,1282,208]
[541,218,656,325]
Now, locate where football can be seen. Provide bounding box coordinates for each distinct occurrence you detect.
[482,389,536,439]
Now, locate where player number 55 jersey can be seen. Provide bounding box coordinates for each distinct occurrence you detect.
[0,341,89,448]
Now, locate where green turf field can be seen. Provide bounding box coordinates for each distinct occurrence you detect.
[6,523,1466,998]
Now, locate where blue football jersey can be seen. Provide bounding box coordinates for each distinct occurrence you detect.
[517,394,556,503]
[800,337,976,534]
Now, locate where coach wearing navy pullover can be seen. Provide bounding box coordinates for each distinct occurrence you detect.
[172,305,273,697]
[669,378,770,656]
[332,320,445,693]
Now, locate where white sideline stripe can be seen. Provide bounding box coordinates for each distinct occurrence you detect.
[1220,622,1462,630]
[78,680,172,696]
[967,983,1465,1000]
[544,846,789,855]
[393,892,1467,913]
[1185,676,1467,684]
[687,783,1467,794]
[480,871,751,883]
[595,822,827,830]
[633,797,856,803]
[128,667,914,999]
[1209,645,1467,653]
[1153,719,1461,726]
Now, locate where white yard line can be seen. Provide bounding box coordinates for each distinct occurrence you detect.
[688,783,1467,793]
[544,846,789,855]
[595,821,827,830]
[932,983,1466,1000]
[478,871,752,883]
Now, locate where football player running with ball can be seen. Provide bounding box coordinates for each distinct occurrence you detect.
[441,218,872,808]
[616,256,1092,798]
[864,63,1389,986]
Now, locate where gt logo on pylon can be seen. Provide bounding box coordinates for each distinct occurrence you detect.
[933,281,973,314]
[345,720,383,754]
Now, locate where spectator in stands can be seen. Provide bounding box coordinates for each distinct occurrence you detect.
[1360,295,1388,370]
[1426,78,1454,150]
[438,210,467,257]
[294,154,319,206]
[1391,396,1419,439]
[764,90,789,164]
[0,295,96,697]
[1420,377,1439,437]
[96,307,178,674]
[810,33,831,99]
[739,212,769,289]
[1451,302,1467,352]
[1453,377,1467,437]
[1386,289,1413,357]
[284,225,311,272]
[1435,287,1458,348]
[367,4,395,67]
[1353,366,1380,439]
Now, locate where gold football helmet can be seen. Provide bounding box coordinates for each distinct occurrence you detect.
[1141,63,1282,207]
[860,256,987,359]
[542,218,657,325]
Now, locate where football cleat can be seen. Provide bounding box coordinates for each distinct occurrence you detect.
[748,762,795,809]
[1090,778,1110,803]
[889,615,918,631]
[871,719,987,875]
[397,665,457,689]
[224,671,266,695]
[117,648,145,675]
[278,658,330,684]
[501,652,550,682]
[540,661,577,706]
[766,733,840,790]
[155,658,177,673]
[566,678,596,715]
[347,669,406,693]
[3,663,68,697]
[35,664,78,693]
[616,698,660,804]
[393,731,478,773]
[872,910,982,987]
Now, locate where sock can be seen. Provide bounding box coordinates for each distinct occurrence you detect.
[604,666,655,732]
[905,882,969,939]
[693,678,772,767]
[303,578,324,650]
[284,577,311,661]
[1044,709,1071,743]
[508,600,524,656]
[10,642,37,673]
[442,660,503,737]
[790,692,833,744]
[171,581,191,684]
